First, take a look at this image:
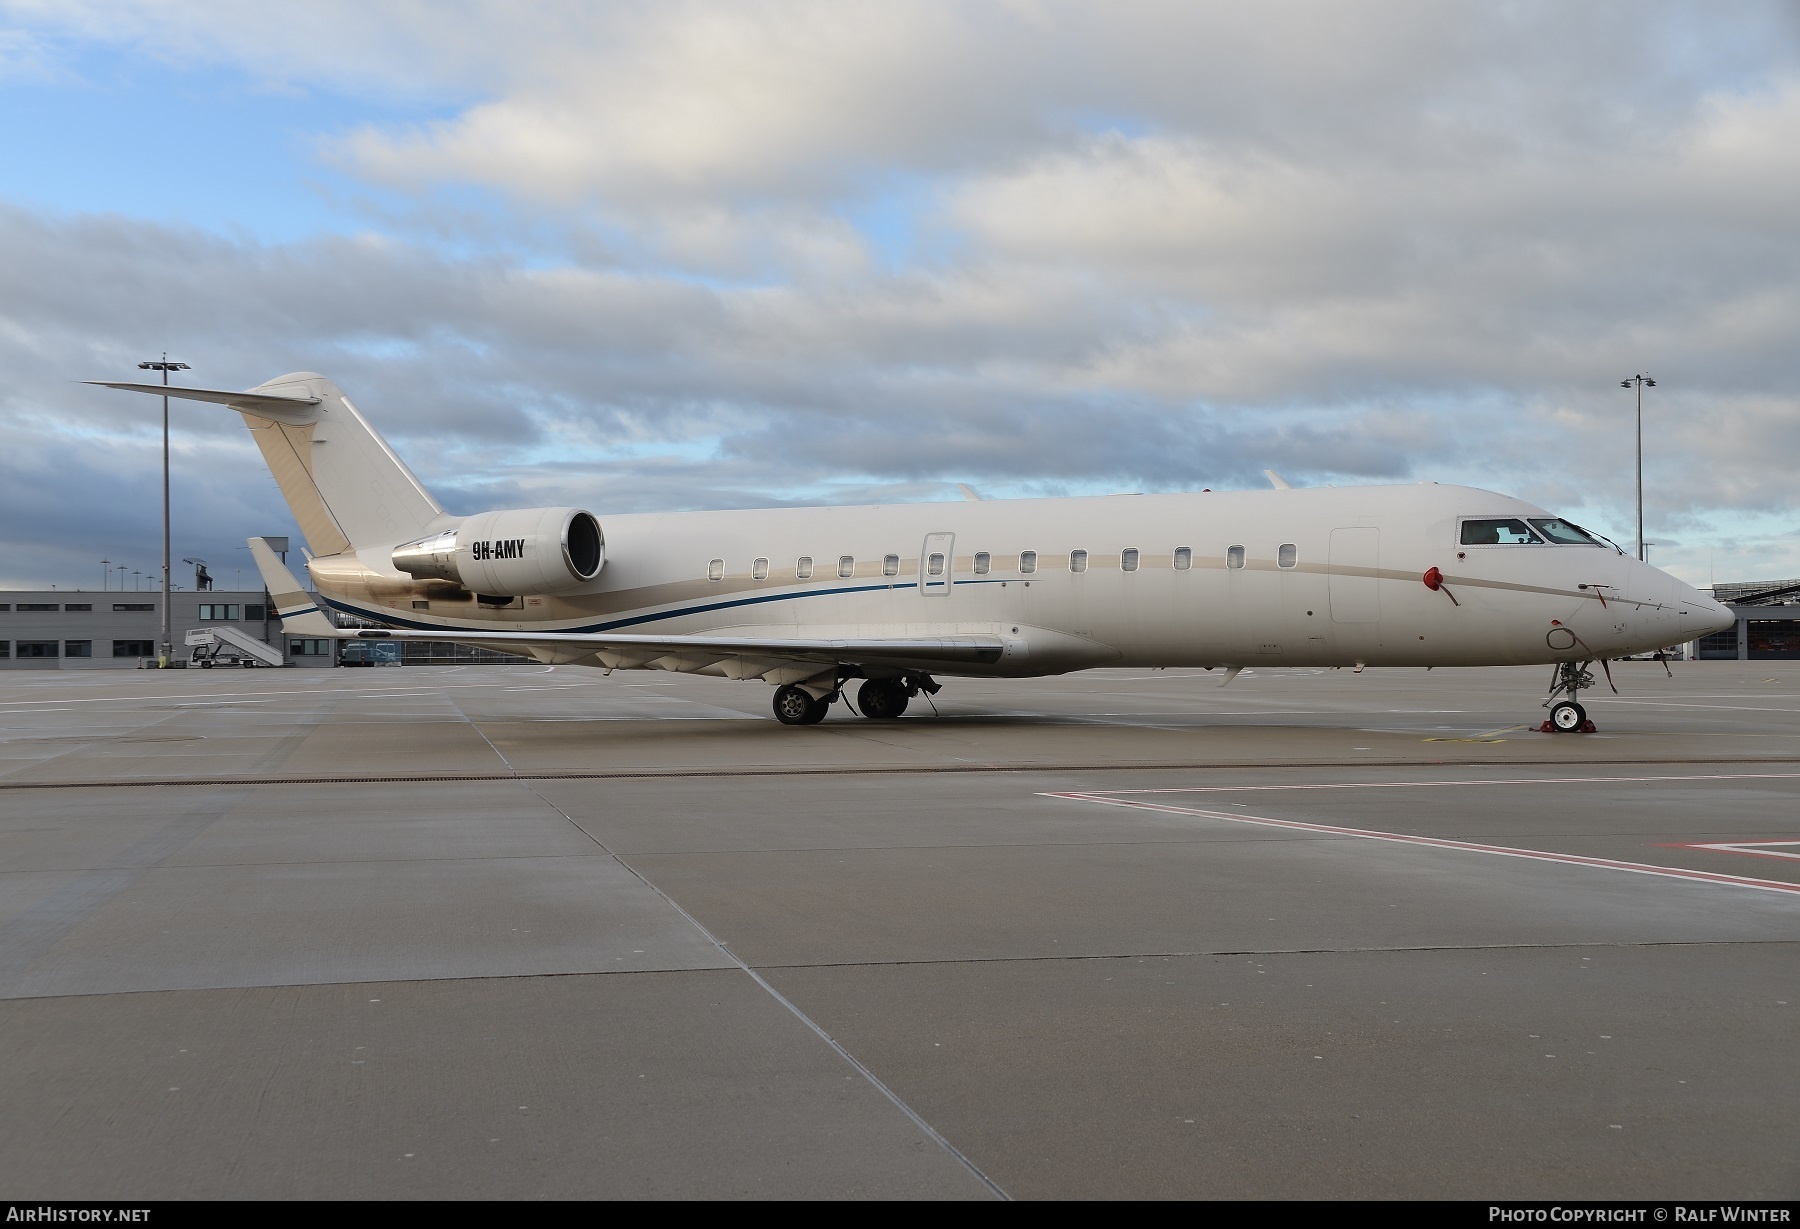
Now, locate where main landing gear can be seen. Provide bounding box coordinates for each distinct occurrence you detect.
[857,674,939,720]
[771,674,943,725]
[1539,660,1599,734]
[772,684,832,726]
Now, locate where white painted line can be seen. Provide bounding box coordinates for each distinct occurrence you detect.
[1666,840,1800,863]
[1041,790,1800,897]
[1091,770,1800,797]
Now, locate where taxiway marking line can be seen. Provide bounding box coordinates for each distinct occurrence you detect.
[1043,791,1800,896]
[1090,770,1800,796]
[1661,840,1800,863]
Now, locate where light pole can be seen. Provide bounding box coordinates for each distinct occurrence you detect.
[1621,374,1655,562]
[139,356,189,666]
[101,559,110,591]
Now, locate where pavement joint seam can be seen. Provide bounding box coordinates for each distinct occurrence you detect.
[521,778,1013,1202]
[4,754,1799,791]
[7,938,1796,1005]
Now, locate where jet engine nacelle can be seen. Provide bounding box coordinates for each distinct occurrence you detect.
[391,507,604,596]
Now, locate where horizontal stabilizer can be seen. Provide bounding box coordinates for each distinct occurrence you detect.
[84,381,321,417]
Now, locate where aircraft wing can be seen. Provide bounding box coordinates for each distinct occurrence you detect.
[343,625,1008,671]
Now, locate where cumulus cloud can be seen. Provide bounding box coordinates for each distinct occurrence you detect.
[2,1,1799,587]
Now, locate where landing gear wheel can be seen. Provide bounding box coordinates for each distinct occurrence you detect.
[1549,700,1586,733]
[856,679,910,719]
[772,685,830,726]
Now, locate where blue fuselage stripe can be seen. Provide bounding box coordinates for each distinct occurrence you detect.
[321,577,1011,635]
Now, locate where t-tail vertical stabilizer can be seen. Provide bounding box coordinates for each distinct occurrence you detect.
[86,372,449,556]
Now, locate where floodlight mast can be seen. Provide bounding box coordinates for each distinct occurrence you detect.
[138,355,189,667]
[1621,374,1655,562]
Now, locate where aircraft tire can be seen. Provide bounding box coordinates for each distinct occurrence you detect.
[1549,700,1586,732]
[856,679,910,719]
[773,684,829,726]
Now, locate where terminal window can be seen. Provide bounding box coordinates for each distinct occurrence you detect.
[113,640,155,657]
[0,642,8,657]
[64,603,91,612]
[244,605,266,620]
[64,641,91,658]
[16,641,58,658]
[199,604,241,621]
[289,639,333,656]
[17,603,57,612]
[0,604,8,611]
[114,603,155,612]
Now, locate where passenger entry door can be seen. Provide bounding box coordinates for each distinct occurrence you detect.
[921,532,954,596]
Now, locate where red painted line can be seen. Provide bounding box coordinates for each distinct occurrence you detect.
[1042,791,1800,897]
[1090,770,1800,797]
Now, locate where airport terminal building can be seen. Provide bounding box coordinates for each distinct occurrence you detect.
[0,590,331,670]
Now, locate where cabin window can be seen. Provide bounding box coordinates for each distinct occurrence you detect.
[839,555,855,578]
[927,553,946,576]
[973,552,991,575]
[1019,551,1037,574]
[1226,545,1246,570]
[1173,546,1192,571]
[1070,549,1088,573]
[1528,518,1604,546]
[1121,548,1139,572]
[797,556,814,579]
[707,559,724,581]
[1278,543,1298,569]
[1460,518,1542,546]
[883,554,900,577]
[753,558,769,580]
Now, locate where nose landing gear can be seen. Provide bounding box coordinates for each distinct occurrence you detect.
[1539,660,1601,733]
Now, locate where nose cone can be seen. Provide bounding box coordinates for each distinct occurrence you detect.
[1697,592,1735,636]
[1666,573,1734,636]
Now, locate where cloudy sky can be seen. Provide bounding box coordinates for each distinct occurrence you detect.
[2,1,1797,591]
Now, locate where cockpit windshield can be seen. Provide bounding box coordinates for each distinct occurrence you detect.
[1460,518,1542,545]
[1527,518,1605,546]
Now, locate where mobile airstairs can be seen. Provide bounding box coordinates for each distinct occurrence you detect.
[186,625,286,668]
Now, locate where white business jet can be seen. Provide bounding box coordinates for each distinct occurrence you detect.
[90,372,1733,731]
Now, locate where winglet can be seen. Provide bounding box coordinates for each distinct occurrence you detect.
[1264,470,1292,490]
[248,537,341,637]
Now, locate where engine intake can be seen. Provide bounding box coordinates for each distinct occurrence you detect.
[392,508,604,596]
